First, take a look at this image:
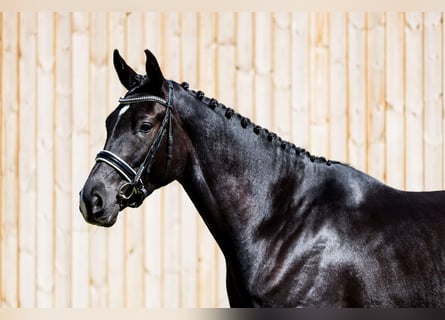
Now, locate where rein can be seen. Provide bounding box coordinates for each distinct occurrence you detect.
[95,80,174,208]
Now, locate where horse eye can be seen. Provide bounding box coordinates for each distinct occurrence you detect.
[140,122,153,133]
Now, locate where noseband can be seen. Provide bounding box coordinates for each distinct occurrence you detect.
[95,80,174,208]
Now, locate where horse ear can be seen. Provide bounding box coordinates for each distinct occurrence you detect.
[113,49,138,90]
[144,49,164,92]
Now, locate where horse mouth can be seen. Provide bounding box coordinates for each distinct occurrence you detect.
[91,211,119,228]
[79,208,119,228]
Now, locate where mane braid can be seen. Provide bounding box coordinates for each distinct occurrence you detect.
[180,82,339,166]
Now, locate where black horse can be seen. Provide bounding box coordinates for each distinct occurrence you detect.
[80,49,445,307]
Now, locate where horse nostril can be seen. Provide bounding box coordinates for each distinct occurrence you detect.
[92,192,104,216]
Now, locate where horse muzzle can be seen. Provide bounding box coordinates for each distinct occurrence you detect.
[79,186,119,227]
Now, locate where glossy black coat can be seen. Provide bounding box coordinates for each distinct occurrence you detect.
[80,50,445,307]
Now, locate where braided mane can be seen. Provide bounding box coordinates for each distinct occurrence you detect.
[180,81,339,167]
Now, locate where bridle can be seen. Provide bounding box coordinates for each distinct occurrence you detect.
[95,80,174,208]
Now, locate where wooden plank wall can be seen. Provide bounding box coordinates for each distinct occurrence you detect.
[0,12,444,307]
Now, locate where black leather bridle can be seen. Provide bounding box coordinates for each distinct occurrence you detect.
[95,80,174,208]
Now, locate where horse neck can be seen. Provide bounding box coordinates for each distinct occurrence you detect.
[175,88,305,267]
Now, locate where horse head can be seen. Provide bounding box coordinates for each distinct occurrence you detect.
[79,50,190,227]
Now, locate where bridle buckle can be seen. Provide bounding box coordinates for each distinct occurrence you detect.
[117,182,138,201]
[117,181,147,208]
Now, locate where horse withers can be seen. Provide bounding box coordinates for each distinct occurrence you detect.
[80,49,445,307]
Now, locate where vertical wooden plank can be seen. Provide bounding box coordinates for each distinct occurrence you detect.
[198,13,217,98]
[308,13,329,156]
[179,12,198,308]
[106,12,126,308]
[347,13,367,171]
[89,12,108,307]
[1,12,19,307]
[404,13,424,191]
[254,13,273,131]
[236,13,254,119]
[385,13,405,189]
[36,12,55,308]
[144,12,162,58]
[329,13,347,162]
[54,12,72,307]
[197,12,217,307]
[272,12,291,141]
[216,13,235,106]
[423,13,442,190]
[18,12,37,307]
[71,12,90,307]
[162,12,182,308]
[142,12,163,308]
[366,13,386,182]
[124,12,144,308]
[291,12,309,149]
[0,12,3,306]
